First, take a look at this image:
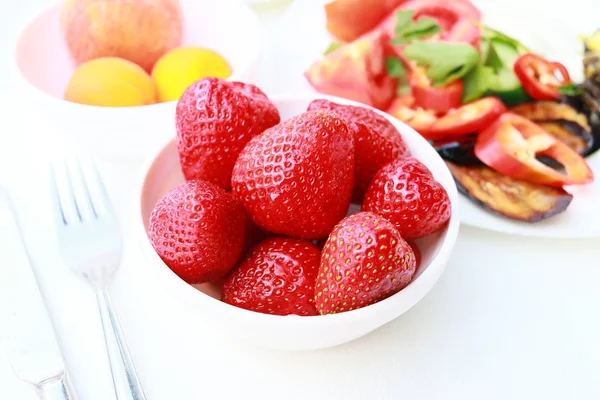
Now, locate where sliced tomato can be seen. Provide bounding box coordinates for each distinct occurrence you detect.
[423,97,507,140]
[410,67,463,113]
[386,95,438,133]
[325,0,405,42]
[401,0,481,20]
[474,113,594,187]
[305,31,397,110]
[513,53,572,101]
[374,0,482,54]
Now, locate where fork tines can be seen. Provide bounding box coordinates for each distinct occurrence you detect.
[50,158,111,226]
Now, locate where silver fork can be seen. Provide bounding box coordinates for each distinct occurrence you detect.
[50,158,146,400]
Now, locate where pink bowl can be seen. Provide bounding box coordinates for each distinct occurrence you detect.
[11,0,261,162]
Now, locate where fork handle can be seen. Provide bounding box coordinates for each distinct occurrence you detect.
[96,289,146,400]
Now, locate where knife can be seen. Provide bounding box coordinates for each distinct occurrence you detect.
[0,187,78,400]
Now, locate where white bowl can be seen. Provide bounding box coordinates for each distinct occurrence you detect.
[11,0,261,162]
[134,94,460,351]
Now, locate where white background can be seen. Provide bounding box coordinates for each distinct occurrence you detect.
[1,0,599,399]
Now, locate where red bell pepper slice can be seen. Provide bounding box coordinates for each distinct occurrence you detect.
[474,113,594,187]
[421,97,506,140]
[410,67,464,113]
[513,53,572,101]
[386,95,438,133]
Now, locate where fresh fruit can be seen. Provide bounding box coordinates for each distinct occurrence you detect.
[61,0,183,72]
[64,57,157,107]
[222,237,321,316]
[375,0,482,52]
[315,211,417,315]
[410,67,464,114]
[474,113,594,187]
[307,99,409,202]
[176,77,280,189]
[407,240,422,269]
[363,157,451,239]
[147,180,247,284]
[152,46,233,102]
[231,111,355,240]
[325,0,405,42]
[305,31,398,110]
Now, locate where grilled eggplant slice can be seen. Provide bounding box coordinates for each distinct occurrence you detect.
[433,134,484,166]
[510,101,594,154]
[446,161,573,222]
[536,120,594,155]
[510,101,590,128]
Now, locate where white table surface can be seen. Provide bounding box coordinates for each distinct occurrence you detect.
[1,1,599,399]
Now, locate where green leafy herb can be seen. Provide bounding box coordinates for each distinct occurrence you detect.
[482,26,530,54]
[394,10,416,34]
[392,10,441,45]
[403,41,480,86]
[385,56,406,78]
[324,42,342,55]
[462,66,496,103]
[558,84,583,96]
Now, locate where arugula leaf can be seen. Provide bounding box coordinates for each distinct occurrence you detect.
[385,56,406,78]
[403,17,441,38]
[394,10,416,34]
[403,41,480,86]
[324,42,342,55]
[482,26,530,53]
[462,66,496,103]
[392,10,441,45]
[558,84,583,96]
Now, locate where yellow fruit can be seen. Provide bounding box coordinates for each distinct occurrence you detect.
[151,46,233,102]
[64,57,157,107]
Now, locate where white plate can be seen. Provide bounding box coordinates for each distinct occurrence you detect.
[270,0,600,238]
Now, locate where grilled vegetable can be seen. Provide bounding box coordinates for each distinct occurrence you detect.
[510,101,590,128]
[475,113,594,187]
[433,134,483,166]
[510,101,594,154]
[536,121,593,155]
[513,53,572,100]
[446,161,573,222]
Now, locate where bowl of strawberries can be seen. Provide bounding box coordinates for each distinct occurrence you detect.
[136,77,459,351]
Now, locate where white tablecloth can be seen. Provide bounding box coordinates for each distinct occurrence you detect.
[1,1,599,399]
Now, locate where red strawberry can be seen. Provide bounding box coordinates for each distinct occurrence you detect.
[363,157,451,240]
[147,180,247,284]
[222,237,321,316]
[316,211,416,315]
[175,77,280,189]
[407,240,422,270]
[231,111,355,240]
[307,99,410,202]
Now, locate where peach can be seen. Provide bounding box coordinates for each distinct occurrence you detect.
[61,0,184,72]
[64,57,157,107]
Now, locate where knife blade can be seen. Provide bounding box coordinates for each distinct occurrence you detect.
[0,187,77,399]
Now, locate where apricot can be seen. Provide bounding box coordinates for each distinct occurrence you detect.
[64,57,157,107]
[151,46,232,102]
[61,0,183,72]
